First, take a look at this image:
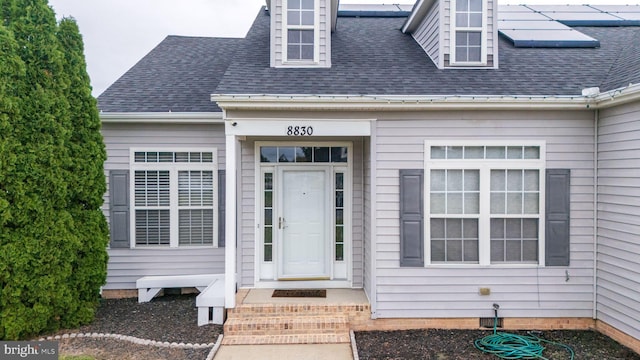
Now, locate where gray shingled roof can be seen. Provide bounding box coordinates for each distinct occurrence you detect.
[98,8,640,113]
[98,36,243,113]
[215,9,640,97]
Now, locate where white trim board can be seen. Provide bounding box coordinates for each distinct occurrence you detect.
[101,112,223,123]
[225,119,371,136]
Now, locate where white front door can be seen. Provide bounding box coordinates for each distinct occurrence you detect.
[278,168,330,279]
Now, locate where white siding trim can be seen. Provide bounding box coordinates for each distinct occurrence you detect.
[225,119,372,136]
[225,135,239,308]
[439,0,446,68]
[490,0,499,68]
[368,122,378,318]
[213,95,592,111]
[101,112,223,123]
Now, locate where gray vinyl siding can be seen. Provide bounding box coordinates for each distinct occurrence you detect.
[412,0,440,66]
[272,0,331,68]
[239,139,256,287]
[101,122,226,290]
[373,110,596,318]
[104,248,225,290]
[597,101,640,340]
[238,137,365,288]
[352,138,365,287]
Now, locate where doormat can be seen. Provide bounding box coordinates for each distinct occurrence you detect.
[272,289,327,298]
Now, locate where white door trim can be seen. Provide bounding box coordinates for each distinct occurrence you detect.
[254,141,353,287]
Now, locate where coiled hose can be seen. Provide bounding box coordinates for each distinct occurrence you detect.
[474,305,575,360]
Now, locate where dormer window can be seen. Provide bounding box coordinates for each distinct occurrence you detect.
[285,0,317,63]
[451,0,487,65]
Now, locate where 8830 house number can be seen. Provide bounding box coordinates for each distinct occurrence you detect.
[286,126,313,136]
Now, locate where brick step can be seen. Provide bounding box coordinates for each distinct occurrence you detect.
[221,333,351,345]
[227,303,370,318]
[224,314,349,336]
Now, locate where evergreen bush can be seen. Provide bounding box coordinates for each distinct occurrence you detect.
[0,0,108,340]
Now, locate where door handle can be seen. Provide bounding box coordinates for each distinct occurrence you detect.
[279,217,285,229]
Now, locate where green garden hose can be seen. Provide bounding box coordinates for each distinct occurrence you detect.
[474,304,575,360]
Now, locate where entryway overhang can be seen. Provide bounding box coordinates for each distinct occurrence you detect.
[224,118,371,137]
[220,112,373,309]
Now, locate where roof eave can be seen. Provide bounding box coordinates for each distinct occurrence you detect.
[402,0,437,33]
[212,94,594,111]
[594,83,640,109]
[331,0,339,32]
[100,112,224,124]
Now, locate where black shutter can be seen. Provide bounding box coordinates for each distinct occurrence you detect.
[399,169,424,267]
[545,169,571,266]
[109,170,130,248]
[218,169,226,248]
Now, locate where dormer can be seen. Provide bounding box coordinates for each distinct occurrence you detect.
[267,0,338,68]
[403,0,499,69]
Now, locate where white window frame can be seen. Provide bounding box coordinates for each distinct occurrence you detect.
[129,148,218,248]
[424,140,546,267]
[282,0,320,65]
[450,0,488,66]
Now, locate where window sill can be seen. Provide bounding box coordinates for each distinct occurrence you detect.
[446,62,489,68]
[127,245,218,250]
[277,61,329,68]
[424,263,543,269]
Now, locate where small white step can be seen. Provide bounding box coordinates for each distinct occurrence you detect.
[196,278,225,326]
[135,273,223,303]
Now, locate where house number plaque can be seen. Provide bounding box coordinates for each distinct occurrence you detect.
[286,126,313,136]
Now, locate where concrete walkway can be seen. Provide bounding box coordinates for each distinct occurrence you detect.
[213,344,354,360]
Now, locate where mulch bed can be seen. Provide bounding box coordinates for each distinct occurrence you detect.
[43,294,640,360]
[355,329,640,360]
[50,294,223,360]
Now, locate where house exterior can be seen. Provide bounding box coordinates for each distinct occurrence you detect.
[97,0,640,352]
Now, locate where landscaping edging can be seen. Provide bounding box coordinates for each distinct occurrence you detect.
[39,332,218,350]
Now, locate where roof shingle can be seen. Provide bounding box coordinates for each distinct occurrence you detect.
[215,9,640,97]
[98,36,244,113]
[98,8,640,113]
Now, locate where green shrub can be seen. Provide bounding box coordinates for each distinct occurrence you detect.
[0,0,108,339]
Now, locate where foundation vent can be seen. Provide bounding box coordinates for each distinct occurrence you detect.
[480,317,503,329]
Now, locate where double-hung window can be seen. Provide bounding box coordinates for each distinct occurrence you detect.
[131,150,218,248]
[425,142,545,265]
[285,0,316,62]
[451,0,486,64]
